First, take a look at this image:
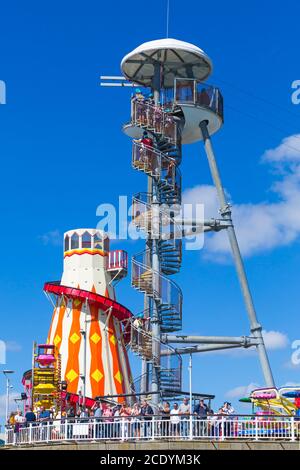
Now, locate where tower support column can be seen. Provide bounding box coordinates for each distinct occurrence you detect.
[199,120,275,388]
[150,61,162,409]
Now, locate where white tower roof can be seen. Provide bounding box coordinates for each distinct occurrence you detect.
[121,38,213,88]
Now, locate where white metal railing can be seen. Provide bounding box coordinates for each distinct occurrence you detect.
[107,250,128,271]
[5,416,300,445]
[131,99,178,143]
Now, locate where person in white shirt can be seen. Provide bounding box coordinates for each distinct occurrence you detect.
[14,410,26,443]
[222,402,235,415]
[221,402,235,437]
[178,398,190,437]
[170,403,180,436]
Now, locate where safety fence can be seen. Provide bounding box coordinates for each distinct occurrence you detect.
[5,415,300,445]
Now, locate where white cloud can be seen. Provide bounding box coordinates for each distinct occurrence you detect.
[226,382,260,399]
[182,184,219,218]
[262,134,300,163]
[262,330,289,350]
[5,341,22,353]
[39,229,62,246]
[281,382,300,387]
[182,134,300,258]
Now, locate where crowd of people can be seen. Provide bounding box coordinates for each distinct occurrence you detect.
[7,398,236,441]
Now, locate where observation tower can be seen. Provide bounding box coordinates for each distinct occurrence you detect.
[114,38,275,408]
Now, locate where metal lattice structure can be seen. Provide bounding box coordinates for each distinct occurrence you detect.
[102,38,274,409]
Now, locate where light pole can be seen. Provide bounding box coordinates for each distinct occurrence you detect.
[188,354,192,410]
[2,370,14,423]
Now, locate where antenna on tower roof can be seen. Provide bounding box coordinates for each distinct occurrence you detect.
[100,76,139,87]
[166,0,170,38]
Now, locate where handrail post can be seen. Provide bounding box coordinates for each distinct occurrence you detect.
[121,417,125,442]
[221,416,225,441]
[151,416,155,440]
[29,423,32,444]
[291,417,295,441]
[255,416,258,441]
[189,414,193,440]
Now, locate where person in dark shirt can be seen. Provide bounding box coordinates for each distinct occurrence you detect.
[141,400,154,420]
[193,399,209,437]
[141,400,153,437]
[39,406,51,424]
[25,408,36,426]
[194,399,208,419]
[66,406,75,439]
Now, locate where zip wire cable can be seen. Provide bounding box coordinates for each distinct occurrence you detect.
[214,75,300,122]
[226,103,300,156]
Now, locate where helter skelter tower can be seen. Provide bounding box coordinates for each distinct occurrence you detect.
[44,229,133,402]
[116,38,275,407]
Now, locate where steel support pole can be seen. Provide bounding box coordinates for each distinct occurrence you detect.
[163,334,259,345]
[141,291,149,396]
[140,172,153,396]
[189,354,192,410]
[199,120,275,387]
[161,343,243,356]
[5,377,9,424]
[150,61,162,410]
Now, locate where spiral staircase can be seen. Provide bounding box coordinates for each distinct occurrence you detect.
[127,99,185,394]
[127,321,182,395]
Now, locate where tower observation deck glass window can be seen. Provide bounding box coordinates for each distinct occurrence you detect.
[82,231,91,248]
[93,233,102,250]
[64,235,70,252]
[175,79,195,104]
[103,237,110,253]
[71,233,79,250]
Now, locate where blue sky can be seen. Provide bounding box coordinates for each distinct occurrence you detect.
[1,0,300,422]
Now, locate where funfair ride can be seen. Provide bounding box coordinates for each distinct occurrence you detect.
[22,229,135,412]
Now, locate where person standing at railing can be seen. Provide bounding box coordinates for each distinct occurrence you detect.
[25,407,36,426]
[119,403,131,439]
[38,406,52,441]
[112,404,122,438]
[14,410,25,444]
[134,88,146,126]
[221,402,235,438]
[179,397,190,438]
[7,411,16,429]
[153,105,163,133]
[131,402,142,438]
[170,403,180,437]
[92,401,103,439]
[141,400,153,438]
[193,399,208,438]
[39,406,51,423]
[160,401,171,437]
[66,405,75,439]
[102,404,114,439]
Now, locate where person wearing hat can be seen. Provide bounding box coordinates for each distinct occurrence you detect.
[135,88,144,101]
[134,88,146,125]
